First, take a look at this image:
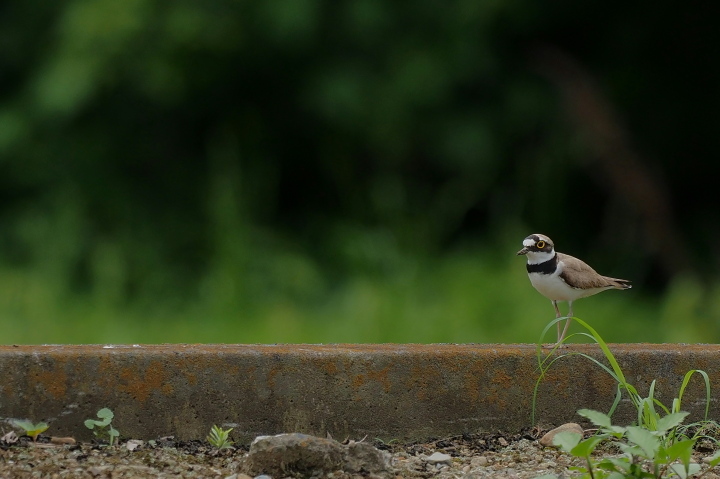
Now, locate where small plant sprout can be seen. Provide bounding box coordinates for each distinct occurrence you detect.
[12,419,49,441]
[207,425,234,450]
[84,408,120,446]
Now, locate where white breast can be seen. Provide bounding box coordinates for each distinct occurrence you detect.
[528,271,578,301]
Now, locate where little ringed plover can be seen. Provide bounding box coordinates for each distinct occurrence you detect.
[517,233,631,344]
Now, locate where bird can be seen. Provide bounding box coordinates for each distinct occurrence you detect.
[516,233,631,344]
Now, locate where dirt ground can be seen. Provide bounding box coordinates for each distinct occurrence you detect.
[2,429,720,478]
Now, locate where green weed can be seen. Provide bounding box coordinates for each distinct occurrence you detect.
[11,419,49,441]
[533,317,716,478]
[543,409,720,478]
[84,408,120,446]
[206,425,234,450]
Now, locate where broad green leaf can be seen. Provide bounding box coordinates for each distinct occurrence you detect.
[27,422,49,436]
[12,420,48,437]
[618,443,646,458]
[664,438,696,465]
[97,408,114,420]
[84,419,96,429]
[605,425,627,437]
[577,409,612,428]
[94,408,114,427]
[596,457,630,472]
[668,462,701,479]
[12,419,36,431]
[571,436,604,457]
[626,426,660,459]
[656,411,689,434]
[97,417,112,427]
[551,431,582,453]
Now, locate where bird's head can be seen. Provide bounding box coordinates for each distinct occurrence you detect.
[516,234,555,262]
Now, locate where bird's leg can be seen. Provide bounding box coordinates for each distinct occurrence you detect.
[558,301,574,343]
[552,300,562,342]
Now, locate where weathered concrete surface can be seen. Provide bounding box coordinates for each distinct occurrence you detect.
[0,344,718,443]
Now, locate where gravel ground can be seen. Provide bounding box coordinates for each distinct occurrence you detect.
[2,429,720,478]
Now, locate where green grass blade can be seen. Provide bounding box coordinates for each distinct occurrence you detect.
[570,316,627,385]
[675,369,711,420]
[533,316,639,424]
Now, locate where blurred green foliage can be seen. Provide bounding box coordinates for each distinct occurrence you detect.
[0,1,718,344]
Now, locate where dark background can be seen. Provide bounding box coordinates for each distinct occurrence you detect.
[0,1,717,344]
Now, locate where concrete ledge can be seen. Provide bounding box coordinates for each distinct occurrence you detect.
[1,344,718,442]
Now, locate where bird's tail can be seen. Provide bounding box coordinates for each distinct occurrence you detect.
[605,277,632,290]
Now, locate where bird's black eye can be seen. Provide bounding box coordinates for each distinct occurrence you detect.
[536,240,545,249]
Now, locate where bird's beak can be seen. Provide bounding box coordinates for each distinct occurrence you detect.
[516,247,529,256]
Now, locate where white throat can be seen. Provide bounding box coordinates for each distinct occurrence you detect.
[525,250,555,265]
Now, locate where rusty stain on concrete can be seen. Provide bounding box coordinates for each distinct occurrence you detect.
[352,365,392,393]
[1,343,720,443]
[32,366,67,400]
[117,360,173,402]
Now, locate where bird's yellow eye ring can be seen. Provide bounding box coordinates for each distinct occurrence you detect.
[536,240,546,249]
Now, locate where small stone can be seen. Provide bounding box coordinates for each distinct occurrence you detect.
[239,433,389,477]
[125,439,143,451]
[471,455,489,467]
[252,476,271,479]
[344,441,391,473]
[425,452,452,464]
[240,433,343,477]
[498,437,509,447]
[539,423,584,447]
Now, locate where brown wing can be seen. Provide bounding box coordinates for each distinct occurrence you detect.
[557,253,631,290]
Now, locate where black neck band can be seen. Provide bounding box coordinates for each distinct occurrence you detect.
[526,254,557,275]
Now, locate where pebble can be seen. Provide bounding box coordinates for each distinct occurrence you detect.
[124,439,143,451]
[239,433,390,477]
[425,452,452,464]
[539,423,584,447]
[471,455,489,467]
